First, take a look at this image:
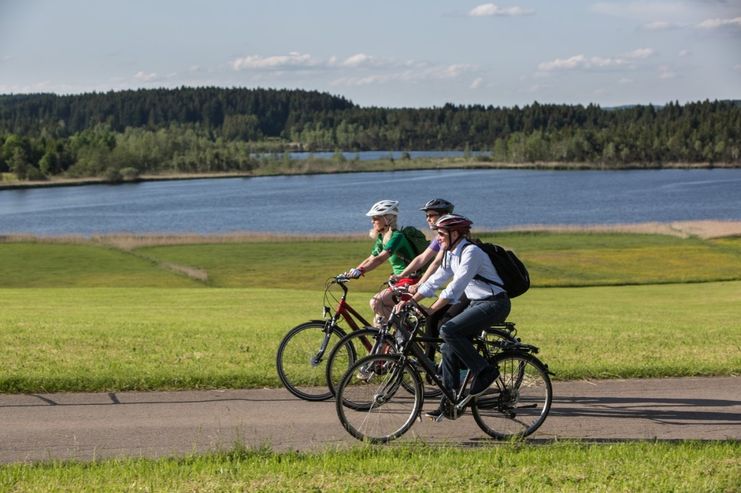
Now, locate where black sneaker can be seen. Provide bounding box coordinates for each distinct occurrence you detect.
[470,365,499,397]
[425,398,467,421]
[425,398,447,420]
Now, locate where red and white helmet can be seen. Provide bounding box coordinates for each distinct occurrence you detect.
[434,213,473,233]
[366,200,400,217]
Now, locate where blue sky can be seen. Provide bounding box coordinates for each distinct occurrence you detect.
[1,0,739,107]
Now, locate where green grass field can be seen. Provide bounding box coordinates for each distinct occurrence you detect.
[1,232,739,488]
[1,232,740,392]
[1,442,738,492]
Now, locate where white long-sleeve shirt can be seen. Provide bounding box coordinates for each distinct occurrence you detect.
[417,239,505,303]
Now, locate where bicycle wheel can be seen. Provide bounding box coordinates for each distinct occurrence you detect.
[276,321,345,401]
[472,351,552,440]
[335,354,423,443]
[325,327,394,397]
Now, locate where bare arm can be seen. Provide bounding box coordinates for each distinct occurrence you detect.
[356,250,390,273]
[396,248,436,279]
[407,248,444,294]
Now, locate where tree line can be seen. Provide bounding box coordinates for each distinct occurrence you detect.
[0,87,739,180]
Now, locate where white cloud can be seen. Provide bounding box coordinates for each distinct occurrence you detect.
[470,77,483,89]
[678,49,690,57]
[537,54,587,71]
[537,48,654,72]
[340,53,374,67]
[134,71,158,82]
[624,48,654,59]
[231,52,318,71]
[696,16,741,29]
[469,3,534,17]
[331,63,477,87]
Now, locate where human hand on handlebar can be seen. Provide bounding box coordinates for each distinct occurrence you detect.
[344,268,364,279]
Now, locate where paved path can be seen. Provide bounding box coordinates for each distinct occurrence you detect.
[1,376,739,463]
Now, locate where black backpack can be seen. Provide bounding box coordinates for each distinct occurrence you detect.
[463,239,530,298]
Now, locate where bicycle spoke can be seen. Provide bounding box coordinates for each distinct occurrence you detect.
[336,355,423,443]
[276,322,343,401]
[472,352,552,440]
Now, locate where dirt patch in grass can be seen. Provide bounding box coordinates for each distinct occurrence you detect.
[499,220,741,239]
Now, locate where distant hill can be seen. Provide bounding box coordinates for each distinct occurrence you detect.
[1,88,739,179]
[0,87,355,137]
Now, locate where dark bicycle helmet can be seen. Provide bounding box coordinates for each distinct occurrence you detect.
[433,213,473,233]
[420,198,454,214]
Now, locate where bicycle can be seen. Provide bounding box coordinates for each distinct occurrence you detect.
[334,298,553,443]
[276,275,375,401]
[325,282,520,399]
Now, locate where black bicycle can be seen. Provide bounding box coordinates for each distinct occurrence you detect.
[325,282,520,400]
[334,298,553,443]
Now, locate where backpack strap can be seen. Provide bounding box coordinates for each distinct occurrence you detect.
[461,242,506,289]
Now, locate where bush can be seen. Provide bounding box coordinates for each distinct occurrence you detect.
[104,167,123,183]
[119,167,140,181]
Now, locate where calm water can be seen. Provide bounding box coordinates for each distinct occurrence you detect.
[0,169,739,235]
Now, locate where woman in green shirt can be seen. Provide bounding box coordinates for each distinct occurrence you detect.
[344,200,417,326]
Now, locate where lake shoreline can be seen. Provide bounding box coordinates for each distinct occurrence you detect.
[2,220,740,244]
[1,159,739,191]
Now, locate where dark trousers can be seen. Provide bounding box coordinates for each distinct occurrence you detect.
[424,295,469,362]
[439,295,511,392]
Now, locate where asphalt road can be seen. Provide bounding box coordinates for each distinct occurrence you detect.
[1,376,739,464]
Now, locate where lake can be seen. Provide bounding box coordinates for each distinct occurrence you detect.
[0,168,739,236]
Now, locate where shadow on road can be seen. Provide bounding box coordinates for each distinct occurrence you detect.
[551,394,741,425]
[0,392,298,408]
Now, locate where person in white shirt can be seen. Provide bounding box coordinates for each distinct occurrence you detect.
[405,213,511,419]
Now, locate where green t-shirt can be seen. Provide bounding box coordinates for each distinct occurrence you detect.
[371,230,416,275]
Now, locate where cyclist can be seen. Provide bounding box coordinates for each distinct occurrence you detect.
[343,200,417,326]
[401,213,511,419]
[391,198,469,361]
[392,198,454,288]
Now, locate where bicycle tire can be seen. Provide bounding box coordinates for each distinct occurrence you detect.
[335,354,423,443]
[328,328,444,399]
[325,327,394,397]
[275,321,346,401]
[471,351,552,440]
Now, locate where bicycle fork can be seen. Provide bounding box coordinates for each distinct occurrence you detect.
[309,323,336,367]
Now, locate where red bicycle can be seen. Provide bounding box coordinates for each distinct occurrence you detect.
[276,275,375,401]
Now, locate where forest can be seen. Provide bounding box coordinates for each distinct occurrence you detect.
[0,87,739,180]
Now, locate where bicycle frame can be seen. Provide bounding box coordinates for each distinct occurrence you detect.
[325,279,373,332]
[319,277,375,357]
[389,302,518,416]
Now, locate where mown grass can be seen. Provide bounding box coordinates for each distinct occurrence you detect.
[1,280,739,392]
[0,242,200,288]
[129,232,741,289]
[3,232,741,289]
[1,441,738,492]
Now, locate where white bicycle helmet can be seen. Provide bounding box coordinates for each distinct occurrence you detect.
[366,200,400,217]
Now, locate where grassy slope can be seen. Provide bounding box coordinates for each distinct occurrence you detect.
[136,232,741,289]
[0,242,199,288]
